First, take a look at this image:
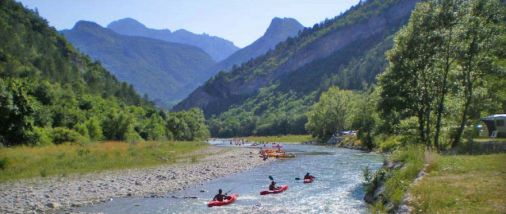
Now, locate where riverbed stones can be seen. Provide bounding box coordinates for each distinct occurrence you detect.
[46,202,61,209]
[0,147,272,213]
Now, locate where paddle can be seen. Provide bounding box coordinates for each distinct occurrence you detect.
[268,175,274,181]
[171,195,198,199]
[224,184,239,195]
[224,188,234,195]
[295,176,316,181]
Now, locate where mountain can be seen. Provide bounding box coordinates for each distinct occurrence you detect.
[207,17,305,74]
[61,21,216,108]
[107,18,239,61]
[174,0,420,137]
[0,0,147,145]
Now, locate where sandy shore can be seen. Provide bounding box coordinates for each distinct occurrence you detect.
[0,146,271,213]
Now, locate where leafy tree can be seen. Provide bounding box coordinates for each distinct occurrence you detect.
[451,0,504,147]
[305,87,355,142]
[167,108,209,141]
[102,111,135,141]
[0,79,34,146]
[378,0,505,150]
[85,117,103,141]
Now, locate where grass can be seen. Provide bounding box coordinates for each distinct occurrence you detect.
[369,144,426,212]
[243,135,313,143]
[0,141,208,182]
[383,145,426,205]
[472,137,506,143]
[409,153,506,213]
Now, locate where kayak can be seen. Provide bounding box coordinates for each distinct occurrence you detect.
[207,194,238,207]
[266,153,295,158]
[260,185,288,195]
[303,177,315,184]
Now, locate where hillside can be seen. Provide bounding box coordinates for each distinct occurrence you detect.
[0,0,209,146]
[174,0,420,137]
[207,17,304,75]
[62,22,216,108]
[107,18,239,61]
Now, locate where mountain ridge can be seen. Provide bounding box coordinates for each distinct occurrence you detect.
[62,21,215,108]
[206,17,304,76]
[107,18,239,61]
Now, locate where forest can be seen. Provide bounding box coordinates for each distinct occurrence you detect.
[0,0,209,147]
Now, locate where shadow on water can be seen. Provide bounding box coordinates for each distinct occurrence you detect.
[350,183,366,201]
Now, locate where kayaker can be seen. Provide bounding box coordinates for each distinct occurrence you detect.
[304,172,315,180]
[213,189,230,202]
[269,181,280,190]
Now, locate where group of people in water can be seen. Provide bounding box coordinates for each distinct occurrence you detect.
[212,172,315,202]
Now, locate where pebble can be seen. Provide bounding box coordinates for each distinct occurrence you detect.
[46,202,61,209]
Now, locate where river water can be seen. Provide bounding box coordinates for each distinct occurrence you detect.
[76,140,383,213]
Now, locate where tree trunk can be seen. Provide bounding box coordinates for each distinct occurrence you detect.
[434,26,454,151]
[452,38,476,148]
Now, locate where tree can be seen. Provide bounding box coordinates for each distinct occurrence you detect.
[166,108,209,141]
[378,0,504,150]
[378,2,442,148]
[451,0,504,147]
[0,79,34,146]
[305,87,355,142]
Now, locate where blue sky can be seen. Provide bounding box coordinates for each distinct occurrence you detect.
[17,0,360,47]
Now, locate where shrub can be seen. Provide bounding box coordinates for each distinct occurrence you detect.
[31,127,53,146]
[51,127,82,144]
[85,117,103,141]
[394,116,420,143]
[0,157,8,170]
[374,135,402,152]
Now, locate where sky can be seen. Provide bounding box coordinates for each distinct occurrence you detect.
[17,0,360,48]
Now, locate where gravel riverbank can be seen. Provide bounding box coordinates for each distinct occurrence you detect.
[0,146,271,213]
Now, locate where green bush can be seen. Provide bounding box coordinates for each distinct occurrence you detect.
[374,135,402,152]
[27,127,54,146]
[51,127,83,144]
[85,117,103,141]
[0,157,8,170]
[394,116,419,143]
[74,123,89,139]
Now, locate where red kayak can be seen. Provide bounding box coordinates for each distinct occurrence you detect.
[260,185,288,195]
[207,194,238,207]
[303,177,315,184]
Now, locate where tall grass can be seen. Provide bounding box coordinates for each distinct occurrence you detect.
[383,144,425,206]
[0,141,207,182]
[243,135,313,143]
[368,144,426,212]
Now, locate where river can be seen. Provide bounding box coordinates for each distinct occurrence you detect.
[75,139,383,213]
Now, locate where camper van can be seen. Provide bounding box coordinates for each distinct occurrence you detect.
[481,114,506,138]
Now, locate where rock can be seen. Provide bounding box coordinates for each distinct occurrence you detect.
[46,202,61,209]
[135,181,142,186]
